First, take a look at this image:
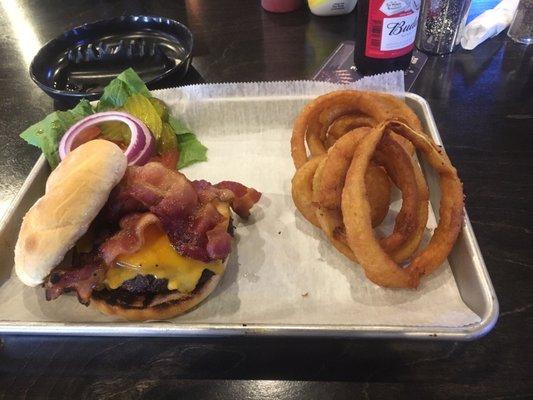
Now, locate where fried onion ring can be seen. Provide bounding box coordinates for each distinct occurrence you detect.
[313,161,391,263]
[375,93,423,132]
[371,133,419,253]
[314,128,419,255]
[342,122,464,288]
[365,164,391,228]
[313,158,359,262]
[291,155,326,228]
[388,155,429,263]
[314,128,372,210]
[313,164,392,263]
[291,90,423,168]
[292,91,400,168]
[327,114,376,141]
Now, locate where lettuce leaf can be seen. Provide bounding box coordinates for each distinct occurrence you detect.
[168,116,208,168]
[70,99,94,118]
[20,99,93,168]
[176,132,208,169]
[96,68,152,111]
[117,68,152,97]
[168,116,191,135]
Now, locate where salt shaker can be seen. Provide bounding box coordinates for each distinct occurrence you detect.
[415,0,472,54]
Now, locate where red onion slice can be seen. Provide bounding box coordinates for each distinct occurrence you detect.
[58,111,156,165]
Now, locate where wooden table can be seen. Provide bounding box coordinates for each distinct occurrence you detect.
[0,1,531,398]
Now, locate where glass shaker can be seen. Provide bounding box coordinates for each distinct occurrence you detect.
[415,0,472,54]
[507,0,533,44]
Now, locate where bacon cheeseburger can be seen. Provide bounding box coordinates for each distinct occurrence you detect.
[14,140,261,320]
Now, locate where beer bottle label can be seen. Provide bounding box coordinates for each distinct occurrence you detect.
[365,0,421,59]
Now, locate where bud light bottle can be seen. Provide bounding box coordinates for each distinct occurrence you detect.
[354,0,421,75]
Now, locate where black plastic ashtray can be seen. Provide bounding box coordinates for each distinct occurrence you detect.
[30,15,193,103]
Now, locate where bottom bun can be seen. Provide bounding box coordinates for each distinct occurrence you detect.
[91,265,225,321]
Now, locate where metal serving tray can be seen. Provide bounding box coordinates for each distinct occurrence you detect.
[0,91,498,339]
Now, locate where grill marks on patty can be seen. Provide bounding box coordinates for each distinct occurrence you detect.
[119,274,169,295]
[93,269,215,309]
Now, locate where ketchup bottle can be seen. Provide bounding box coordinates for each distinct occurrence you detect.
[354,0,421,75]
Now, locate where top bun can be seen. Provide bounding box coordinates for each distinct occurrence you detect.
[15,140,127,286]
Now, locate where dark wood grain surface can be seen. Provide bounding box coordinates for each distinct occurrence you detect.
[0,0,531,399]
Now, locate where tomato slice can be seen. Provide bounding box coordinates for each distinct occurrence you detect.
[151,149,180,169]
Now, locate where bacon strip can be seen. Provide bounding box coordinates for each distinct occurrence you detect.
[105,162,199,223]
[193,180,262,218]
[99,213,161,265]
[177,202,232,261]
[191,180,235,204]
[44,256,105,305]
[215,181,262,218]
[206,223,232,260]
[100,163,261,264]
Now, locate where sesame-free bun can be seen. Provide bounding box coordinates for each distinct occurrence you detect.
[14,140,127,287]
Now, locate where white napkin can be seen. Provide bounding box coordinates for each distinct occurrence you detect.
[461,0,519,50]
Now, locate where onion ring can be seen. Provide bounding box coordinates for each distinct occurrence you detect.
[388,155,429,263]
[388,121,464,277]
[314,128,418,255]
[59,111,155,165]
[303,149,390,260]
[324,114,377,149]
[314,127,371,209]
[371,133,419,253]
[292,90,400,168]
[327,114,376,141]
[342,122,464,288]
[314,163,392,263]
[291,155,326,228]
[313,127,393,225]
[306,118,328,157]
[291,91,423,168]
[366,164,392,229]
[313,157,358,262]
[375,93,423,132]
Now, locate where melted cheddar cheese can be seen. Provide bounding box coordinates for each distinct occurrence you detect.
[104,226,223,293]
